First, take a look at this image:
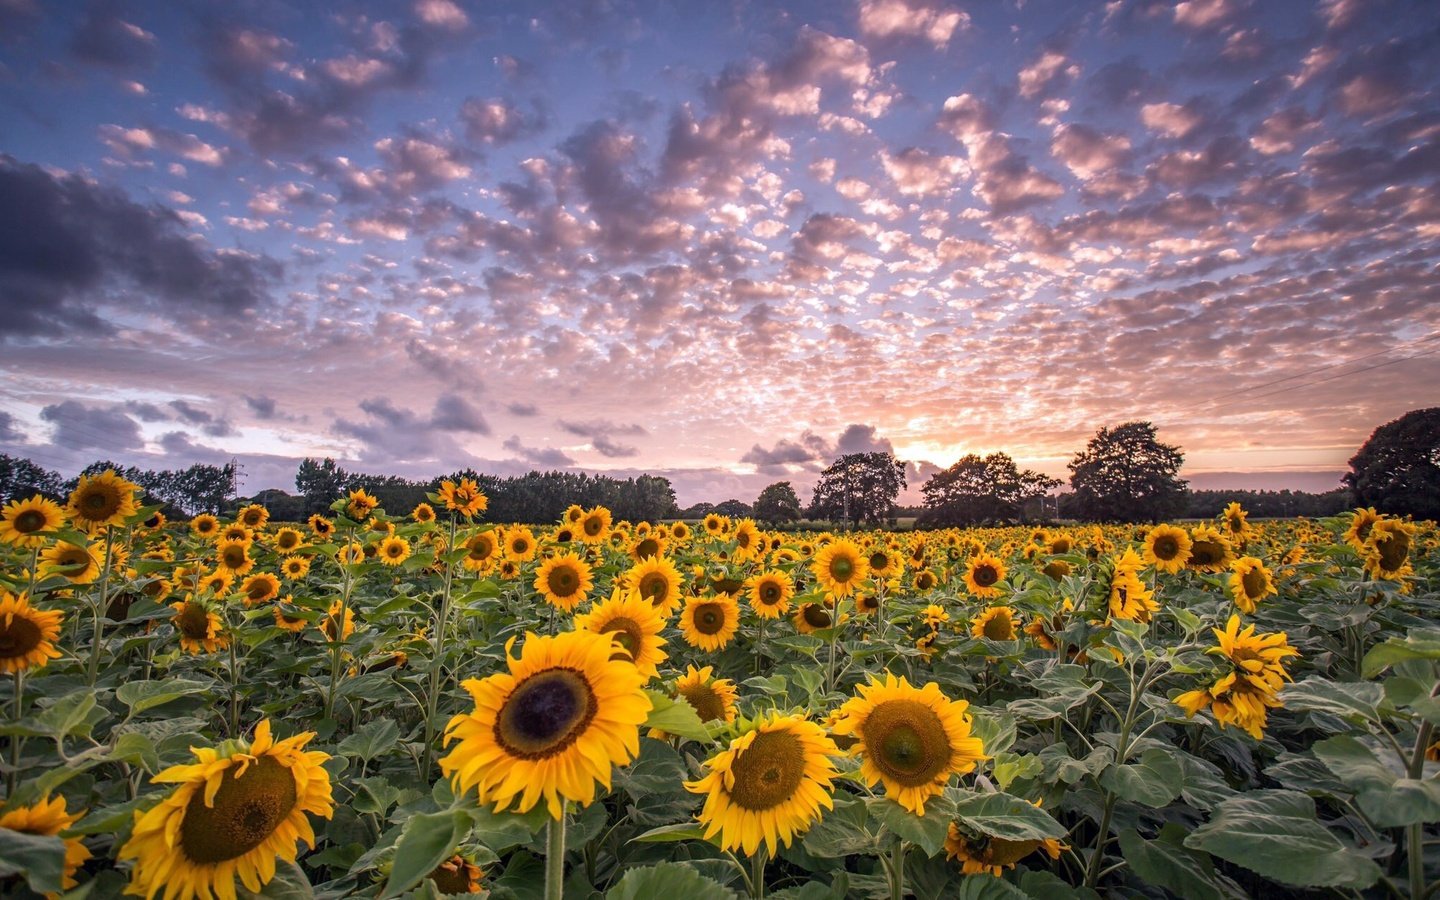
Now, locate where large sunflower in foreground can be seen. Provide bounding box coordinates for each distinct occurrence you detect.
[964,553,1007,599]
[812,539,868,598]
[119,720,334,900]
[623,556,684,616]
[1143,524,1192,574]
[440,629,651,819]
[1228,556,1276,613]
[687,712,839,856]
[0,494,65,548]
[745,569,796,619]
[534,552,595,612]
[574,588,668,679]
[0,591,64,674]
[832,674,985,815]
[0,794,91,890]
[679,594,740,651]
[66,468,139,531]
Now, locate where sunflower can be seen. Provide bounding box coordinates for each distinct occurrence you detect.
[534,552,594,612]
[339,488,377,522]
[119,719,333,900]
[220,523,254,545]
[1344,507,1383,551]
[680,595,740,651]
[731,519,763,562]
[812,539,869,598]
[794,602,834,634]
[0,591,64,674]
[171,599,228,654]
[237,503,270,531]
[67,469,139,531]
[553,525,576,544]
[461,531,500,572]
[1175,615,1298,739]
[685,712,839,856]
[970,606,1019,642]
[914,569,939,591]
[1041,559,1072,581]
[746,569,796,618]
[1228,556,1276,613]
[213,538,254,579]
[701,513,727,536]
[412,502,436,524]
[945,803,1064,876]
[377,535,411,567]
[188,514,220,541]
[622,556,684,616]
[503,526,538,562]
[272,527,306,555]
[427,855,483,894]
[672,665,738,726]
[564,504,585,524]
[1144,524,1192,574]
[0,495,64,547]
[1187,526,1234,572]
[921,604,950,629]
[670,521,691,541]
[240,573,281,607]
[273,604,308,633]
[39,540,104,584]
[574,589,669,678]
[199,570,235,597]
[319,601,356,642]
[964,554,1007,599]
[498,559,520,580]
[1364,520,1416,582]
[280,556,311,580]
[440,630,650,818]
[0,794,91,891]
[577,507,613,545]
[833,674,985,815]
[438,478,488,518]
[1221,501,1251,543]
[308,515,335,538]
[1108,569,1158,623]
[629,531,667,562]
[1047,533,1074,555]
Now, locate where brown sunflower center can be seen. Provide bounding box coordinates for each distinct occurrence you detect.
[639,572,670,602]
[1042,561,1070,581]
[385,543,405,558]
[13,509,47,534]
[468,537,495,560]
[79,487,120,518]
[1241,568,1266,599]
[0,615,42,658]
[635,538,661,559]
[757,580,784,605]
[600,617,642,659]
[247,581,273,602]
[1051,538,1072,554]
[180,755,298,864]
[221,546,248,569]
[727,730,806,811]
[1190,541,1222,566]
[494,668,598,759]
[242,511,263,526]
[679,682,726,723]
[972,564,999,588]
[177,603,212,639]
[583,517,604,536]
[828,555,856,583]
[693,602,726,635]
[1153,536,1179,560]
[869,552,888,569]
[546,564,581,598]
[1376,532,1410,572]
[980,837,1043,866]
[429,857,480,894]
[277,534,299,551]
[916,573,936,590]
[511,538,530,555]
[861,699,952,787]
[802,604,832,628]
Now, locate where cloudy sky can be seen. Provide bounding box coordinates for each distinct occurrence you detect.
[0,0,1436,506]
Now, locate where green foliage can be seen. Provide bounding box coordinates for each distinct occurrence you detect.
[1344,406,1440,519]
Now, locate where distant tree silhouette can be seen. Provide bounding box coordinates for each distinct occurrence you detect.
[1344,407,1440,520]
[918,452,1060,527]
[1067,421,1188,522]
[753,481,802,525]
[807,452,906,527]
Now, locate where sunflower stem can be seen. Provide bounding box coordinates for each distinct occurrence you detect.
[545,814,568,900]
[323,528,356,724]
[7,670,23,795]
[421,516,459,780]
[755,617,766,675]
[1084,656,1142,889]
[886,840,906,900]
[227,611,241,738]
[750,846,768,900]
[1407,686,1438,900]
[85,526,116,689]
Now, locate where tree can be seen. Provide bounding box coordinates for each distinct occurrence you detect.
[1067,421,1188,522]
[753,482,802,525]
[0,454,64,501]
[806,452,906,527]
[1344,407,1440,520]
[918,452,1060,527]
[296,458,349,513]
[713,499,754,518]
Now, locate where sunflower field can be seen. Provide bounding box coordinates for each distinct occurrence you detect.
[1,473,1437,900]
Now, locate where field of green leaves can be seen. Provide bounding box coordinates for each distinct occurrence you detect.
[0,473,1436,899]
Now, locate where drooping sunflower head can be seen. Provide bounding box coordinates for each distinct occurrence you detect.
[623,556,684,617]
[964,554,1007,599]
[118,720,333,900]
[0,494,65,547]
[746,569,796,618]
[534,552,595,613]
[1108,569,1158,623]
[1228,556,1276,613]
[1221,501,1250,539]
[308,515,334,537]
[574,588,669,679]
[273,602,309,633]
[1047,533,1074,555]
[319,601,356,642]
[680,594,740,651]
[1365,520,1416,581]
[970,605,1018,642]
[1041,559,1072,581]
[945,806,1064,877]
[0,591,64,674]
[238,503,270,531]
[427,855,484,894]
[685,712,840,856]
[66,469,140,530]
[1144,524,1192,574]
[440,629,652,819]
[812,539,869,598]
[0,794,91,890]
[1344,507,1382,550]
[833,673,985,815]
